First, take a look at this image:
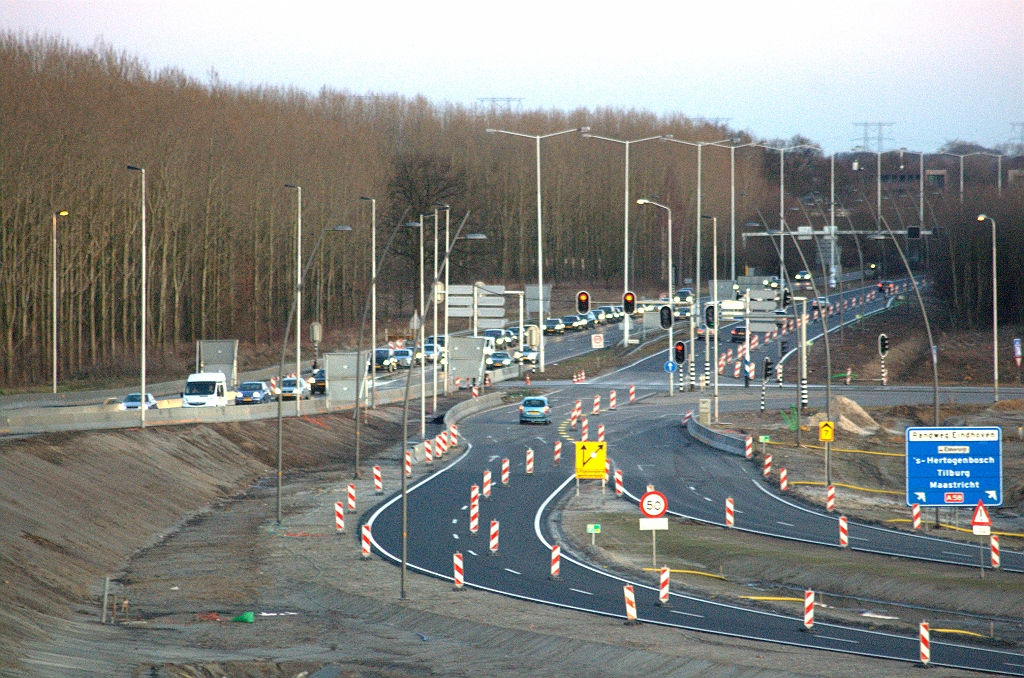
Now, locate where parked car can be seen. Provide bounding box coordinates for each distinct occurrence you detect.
[121,392,157,410]
[235,381,272,405]
[544,318,565,335]
[279,377,311,400]
[372,347,397,372]
[311,369,327,395]
[485,350,514,370]
[519,396,551,425]
[392,348,414,369]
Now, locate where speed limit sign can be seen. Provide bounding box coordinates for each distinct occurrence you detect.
[639,491,667,518]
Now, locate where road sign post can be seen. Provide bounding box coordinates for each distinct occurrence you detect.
[905,427,1002,507]
[639,490,668,567]
[586,523,601,546]
[575,441,607,496]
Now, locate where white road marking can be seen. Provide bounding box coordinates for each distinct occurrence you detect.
[489,455,500,462]
[688,486,697,492]
[776,521,794,527]
[536,437,548,444]
[1004,663,1024,669]
[452,534,459,539]
[850,536,869,542]
[461,505,468,511]
[942,551,973,557]
[467,549,477,556]
[504,568,521,575]
[704,497,713,502]
[637,464,644,472]
[813,635,859,644]
[670,610,704,618]
[569,587,593,596]
[452,518,458,524]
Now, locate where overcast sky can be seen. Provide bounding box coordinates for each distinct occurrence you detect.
[4,0,1022,153]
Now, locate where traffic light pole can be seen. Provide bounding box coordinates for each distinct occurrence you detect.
[688,302,696,391]
[744,289,751,388]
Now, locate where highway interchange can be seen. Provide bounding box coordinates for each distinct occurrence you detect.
[365,284,1024,676]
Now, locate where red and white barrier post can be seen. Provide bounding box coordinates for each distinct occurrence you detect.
[525,448,534,475]
[472,385,479,398]
[501,458,510,486]
[610,390,617,410]
[598,423,605,442]
[803,589,814,630]
[550,544,561,580]
[919,622,930,666]
[725,497,735,527]
[657,567,671,607]
[404,449,412,477]
[361,524,372,559]
[489,520,499,555]
[483,469,492,499]
[623,585,638,624]
[373,465,383,494]
[839,515,849,547]
[347,483,356,513]
[593,394,601,415]
[629,384,636,403]
[763,453,772,478]
[826,484,836,512]
[334,501,345,533]
[912,503,921,530]
[745,435,753,459]
[992,535,1001,569]
[424,439,433,464]
[614,469,624,496]
[450,424,458,446]
[779,468,788,492]
[553,440,562,465]
[470,485,479,534]
[581,417,589,442]
[453,552,464,590]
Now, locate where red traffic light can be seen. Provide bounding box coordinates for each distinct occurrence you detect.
[623,291,636,314]
[674,341,686,363]
[576,290,591,315]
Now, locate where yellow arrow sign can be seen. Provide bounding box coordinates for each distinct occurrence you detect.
[575,441,607,479]
[819,421,835,442]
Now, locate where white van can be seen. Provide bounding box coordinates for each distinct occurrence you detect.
[182,372,228,407]
[481,336,496,355]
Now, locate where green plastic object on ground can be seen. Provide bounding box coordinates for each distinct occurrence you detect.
[231,611,255,623]
[780,406,799,432]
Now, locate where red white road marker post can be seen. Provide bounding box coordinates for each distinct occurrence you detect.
[550,544,561,579]
[347,483,356,513]
[472,385,478,398]
[803,589,814,630]
[483,469,492,499]
[779,468,788,492]
[629,384,636,403]
[623,585,638,625]
[553,440,562,465]
[489,520,499,555]
[598,423,605,442]
[682,411,693,426]
[424,438,433,464]
[570,410,579,430]
[826,484,836,512]
[610,390,617,410]
[725,497,735,527]
[450,424,458,446]
[657,567,671,607]
[763,453,772,478]
[593,394,601,415]
[469,485,479,534]
[604,458,610,482]
[745,436,753,459]
[373,465,383,494]
[404,450,412,477]
[334,502,345,533]
[453,552,464,590]
[839,515,849,547]
[992,535,1001,568]
[525,448,534,475]
[581,417,589,442]
[912,503,921,530]
[361,524,372,559]
[614,469,624,496]
[501,458,510,486]
[919,622,930,665]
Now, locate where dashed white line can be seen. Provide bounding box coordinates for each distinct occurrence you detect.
[942,551,973,557]
[467,549,478,556]
[776,521,795,527]
[488,455,500,462]
[452,518,458,524]
[813,635,859,644]
[850,536,869,542]
[704,497,713,502]
[504,568,521,575]
[569,587,593,596]
[688,486,697,492]
[452,533,459,539]
[461,505,468,511]
[637,464,644,472]
[670,610,704,618]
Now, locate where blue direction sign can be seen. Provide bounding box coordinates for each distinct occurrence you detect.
[905,427,1002,507]
[664,361,678,373]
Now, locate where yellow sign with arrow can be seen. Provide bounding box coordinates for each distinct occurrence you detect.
[575,441,607,479]
[819,421,835,442]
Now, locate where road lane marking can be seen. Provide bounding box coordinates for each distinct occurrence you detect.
[489,455,500,462]
[637,464,644,471]
[670,610,704,618]
[569,588,593,596]
[461,505,468,511]
[452,534,459,539]
[776,521,794,527]
[689,486,696,492]
[504,568,521,575]
[850,536,869,542]
[704,497,713,502]
[814,635,859,644]
[452,518,458,524]
[942,551,973,557]
[467,549,477,556]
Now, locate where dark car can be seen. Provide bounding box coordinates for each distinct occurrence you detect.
[519,396,551,425]
[730,327,747,343]
[372,347,397,372]
[311,369,327,395]
[544,318,565,335]
[562,315,584,331]
[485,350,513,370]
[235,381,272,405]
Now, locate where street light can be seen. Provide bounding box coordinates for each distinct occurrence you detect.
[978,213,998,403]
[941,151,981,204]
[701,215,720,422]
[51,209,68,394]
[637,198,674,396]
[712,139,757,280]
[276,223,351,523]
[359,197,377,407]
[754,142,818,286]
[583,131,672,346]
[126,165,146,428]
[284,184,303,415]
[486,125,589,372]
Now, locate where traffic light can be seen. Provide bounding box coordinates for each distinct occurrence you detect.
[576,290,590,315]
[659,305,673,329]
[763,356,773,380]
[906,226,921,239]
[878,333,890,357]
[704,303,715,328]
[623,291,636,314]
[781,288,792,309]
[674,341,686,364]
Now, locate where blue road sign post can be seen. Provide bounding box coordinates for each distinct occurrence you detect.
[905,427,1002,507]
[664,361,677,373]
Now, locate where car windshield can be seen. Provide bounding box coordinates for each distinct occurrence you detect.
[394,349,411,357]
[545,319,558,326]
[240,382,263,391]
[282,379,298,389]
[124,393,141,403]
[375,349,390,358]
[523,398,546,408]
[185,381,217,396]
[492,352,510,359]
[562,316,576,322]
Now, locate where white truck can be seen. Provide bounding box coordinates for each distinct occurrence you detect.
[182,372,228,407]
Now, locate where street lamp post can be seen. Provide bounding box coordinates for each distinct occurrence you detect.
[583,132,671,346]
[440,205,451,394]
[637,199,674,396]
[755,143,818,285]
[702,215,720,422]
[712,140,756,280]
[359,197,377,407]
[126,166,146,428]
[284,184,303,415]
[978,214,998,403]
[486,126,589,372]
[51,209,68,394]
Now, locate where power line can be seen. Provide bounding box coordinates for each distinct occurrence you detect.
[852,122,895,152]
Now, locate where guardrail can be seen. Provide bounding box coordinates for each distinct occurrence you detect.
[683,413,747,457]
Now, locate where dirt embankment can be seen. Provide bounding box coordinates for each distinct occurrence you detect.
[0,409,403,674]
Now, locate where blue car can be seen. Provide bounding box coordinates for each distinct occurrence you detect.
[235,381,272,405]
[519,396,551,425]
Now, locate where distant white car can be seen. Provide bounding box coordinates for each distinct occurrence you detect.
[279,377,311,400]
[120,393,157,410]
